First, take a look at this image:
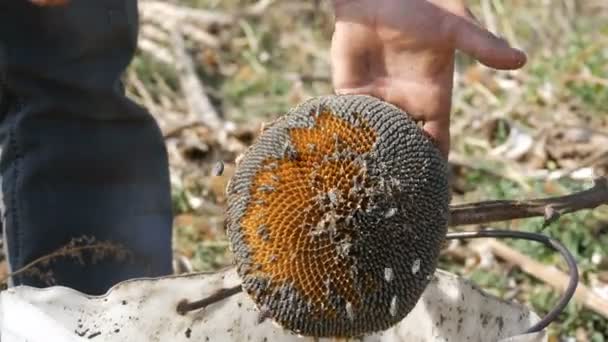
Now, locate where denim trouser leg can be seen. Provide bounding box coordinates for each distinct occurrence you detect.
[0,0,173,294]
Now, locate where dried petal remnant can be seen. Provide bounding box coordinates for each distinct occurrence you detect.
[226,95,449,338]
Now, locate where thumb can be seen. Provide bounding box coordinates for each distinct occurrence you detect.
[451,14,527,70]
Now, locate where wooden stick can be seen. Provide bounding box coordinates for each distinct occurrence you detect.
[487,239,608,318]
[449,177,608,227]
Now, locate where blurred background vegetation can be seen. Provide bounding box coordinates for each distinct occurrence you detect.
[124,0,608,340]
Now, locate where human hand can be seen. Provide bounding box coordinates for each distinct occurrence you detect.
[29,0,69,6]
[331,0,526,156]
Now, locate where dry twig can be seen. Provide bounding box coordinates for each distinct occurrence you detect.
[0,237,134,286]
[176,284,242,315]
[449,177,608,227]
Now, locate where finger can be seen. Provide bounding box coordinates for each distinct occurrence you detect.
[451,15,527,70]
[423,119,450,158]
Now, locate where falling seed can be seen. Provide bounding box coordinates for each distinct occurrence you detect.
[333,133,341,149]
[282,145,290,157]
[327,190,338,206]
[282,142,297,159]
[350,181,363,195]
[314,103,322,117]
[384,267,394,282]
[211,161,224,176]
[235,153,245,166]
[384,208,397,218]
[309,222,326,237]
[389,296,398,317]
[257,305,272,324]
[345,216,354,225]
[257,224,269,241]
[411,259,421,275]
[258,184,275,193]
[263,162,278,171]
[345,302,354,321]
[338,241,352,257]
[324,278,332,292]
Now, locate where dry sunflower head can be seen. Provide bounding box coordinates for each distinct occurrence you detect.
[226,94,450,338]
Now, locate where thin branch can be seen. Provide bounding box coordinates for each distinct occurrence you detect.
[0,241,133,285]
[176,284,242,314]
[449,177,608,226]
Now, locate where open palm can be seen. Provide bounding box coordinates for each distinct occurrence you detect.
[331,0,527,156]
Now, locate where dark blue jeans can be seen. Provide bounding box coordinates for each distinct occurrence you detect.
[0,0,173,294]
